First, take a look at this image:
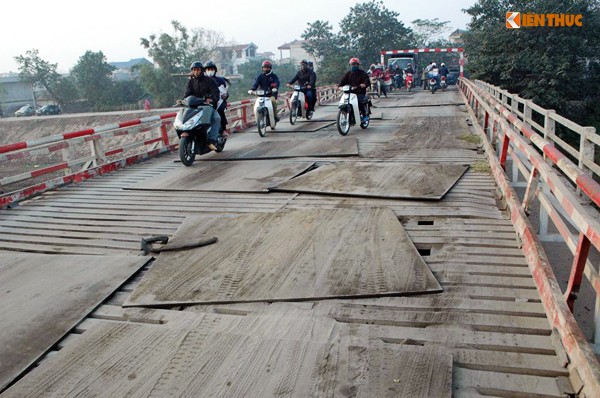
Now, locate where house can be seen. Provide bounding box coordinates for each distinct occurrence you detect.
[256,51,275,60]
[108,58,153,81]
[277,40,319,71]
[449,29,467,45]
[214,43,259,75]
[0,75,36,115]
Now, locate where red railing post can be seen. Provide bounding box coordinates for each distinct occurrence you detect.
[565,232,592,311]
[160,124,170,146]
[500,133,510,171]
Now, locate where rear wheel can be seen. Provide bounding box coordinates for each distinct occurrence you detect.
[289,102,298,125]
[257,110,268,137]
[179,136,195,166]
[337,109,350,136]
[216,135,226,153]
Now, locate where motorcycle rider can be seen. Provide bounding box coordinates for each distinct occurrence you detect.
[339,57,371,124]
[204,61,231,134]
[439,62,450,84]
[184,61,221,151]
[404,63,415,89]
[250,60,280,122]
[287,59,317,114]
[429,62,440,88]
[308,61,317,112]
[369,64,386,97]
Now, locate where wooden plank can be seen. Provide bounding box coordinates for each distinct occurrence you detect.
[200,137,358,160]
[125,208,441,307]
[126,160,315,193]
[0,254,148,391]
[272,162,469,200]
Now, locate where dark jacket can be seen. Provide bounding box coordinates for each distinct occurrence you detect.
[339,69,370,95]
[289,69,316,87]
[439,66,450,77]
[251,72,280,98]
[405,66,415,74]
[184,74,220,108]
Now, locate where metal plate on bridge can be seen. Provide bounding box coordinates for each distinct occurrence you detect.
[125,160,315,193]
[201,137,358,160]
[0,254,148,391]
[271,162,469,200]
[3,310,452,397]
[267,119,335,132]
[124,207,441,307]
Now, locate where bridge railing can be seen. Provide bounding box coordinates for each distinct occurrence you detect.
[459,77,600,393]
[0,85,340,207]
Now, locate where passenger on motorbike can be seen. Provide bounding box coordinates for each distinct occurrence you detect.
[439,63,450,79]
[405,63,415,75]
[429,62,440,87]
[184,61,221,151]
[204,61,231,135]
[287,59,317,113]
[250,60,281,122]
[339,57,371,123]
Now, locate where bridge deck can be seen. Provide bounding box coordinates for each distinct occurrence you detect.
[0,87,577,397]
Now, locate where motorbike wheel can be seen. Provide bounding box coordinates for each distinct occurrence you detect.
[289,102,298,125]
[257,111,268,137]
[216,135,226,153]
[336,109,350,136]
[179,136,195,166]
[306,110,313,120]
[360,104,370,129]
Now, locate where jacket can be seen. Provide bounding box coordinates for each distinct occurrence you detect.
[251,73,280,98]
[184,75,220,108]
[289,69,316,87]
[339,69,370,95]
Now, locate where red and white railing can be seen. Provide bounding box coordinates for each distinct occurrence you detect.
[459,77,600,395]
[0,85,340,207]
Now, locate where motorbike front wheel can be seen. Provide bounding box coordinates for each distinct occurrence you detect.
[179,136,195,166]
[257,110,268,137]
[337,109,350,136]
[289,102,299,125]
[360,104,370,129]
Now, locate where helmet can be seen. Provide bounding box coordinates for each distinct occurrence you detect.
[432,62,437,67]
[204,61,217,73]
[190,61,203,70]
[300,59,308,65]
[349,57,360,65]
[262,60,272,68]
[307,61,313,67]
[441,63,445,67]
[407,63,411,66]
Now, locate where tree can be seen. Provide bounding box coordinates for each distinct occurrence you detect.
[340,0,413,65]
[71,51,116,109]
[411,18,452,47]
[139,20,229,107]
[464,0,600,125]
[227,59,298,102]
[302,20,348,84]
[14,49,69,106]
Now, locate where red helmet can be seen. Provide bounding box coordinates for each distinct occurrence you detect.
[349,57,360,65]
[262,60,272,68]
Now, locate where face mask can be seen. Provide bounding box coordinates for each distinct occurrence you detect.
[263,69,272,75]
[205,70,215,77]
[351,66,359,72]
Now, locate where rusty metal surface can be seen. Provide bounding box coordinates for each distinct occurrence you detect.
[0,254,148,391]
[124,208,441,307]
[272,162,469,200]
[201,137,358,160]
[125,160,315,193]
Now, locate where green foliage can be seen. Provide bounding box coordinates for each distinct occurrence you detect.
[139,65,184,108]
[411,18,452,47]
[227,59,298,102]
[14,49,69,106]
[302,1,413,84]
[464,0,600,126]
[71,51,116,109]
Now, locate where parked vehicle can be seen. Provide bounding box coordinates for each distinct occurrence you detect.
[36,104,61,116]
[249,88,278,137]
[173,96,226,166]
[336,85,369,136]
[15,104,35,117]
[289,85,312,125]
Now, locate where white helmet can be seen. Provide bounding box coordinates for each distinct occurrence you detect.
[441,63,445,67]
[432,62,437,67]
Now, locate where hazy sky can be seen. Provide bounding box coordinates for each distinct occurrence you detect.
[1,0,476,73]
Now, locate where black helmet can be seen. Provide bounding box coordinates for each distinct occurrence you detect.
[204,61,217,73]
[300,59,308,65]
[190,61,203,70]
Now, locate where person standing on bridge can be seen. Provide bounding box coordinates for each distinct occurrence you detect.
[204,61,231,135]
[308,61,317,112]
[339,58,371,124]
[184,61,221,151]
[250,60,281,122]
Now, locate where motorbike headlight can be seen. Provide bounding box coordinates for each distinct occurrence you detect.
[294,85,302,90]
[181,111,203,130]
[256,90,265,96]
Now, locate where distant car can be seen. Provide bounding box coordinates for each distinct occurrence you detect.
[447,68,460,85]
[15,104,36,117]
[36,105,62,116]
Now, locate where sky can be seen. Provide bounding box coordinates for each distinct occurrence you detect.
[0,0,477,74]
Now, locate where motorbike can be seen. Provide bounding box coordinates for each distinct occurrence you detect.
[370,76,382,98]
[428,71,439,94]
[336,85,370,136]
[249,88,278,137]
[404,72,414,92]
[289,84,313,125]
[173,96,226,167]
[392,74,403,91]
[440,75,448,92]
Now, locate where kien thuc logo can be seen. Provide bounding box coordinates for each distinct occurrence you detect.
[507,12,583,28]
